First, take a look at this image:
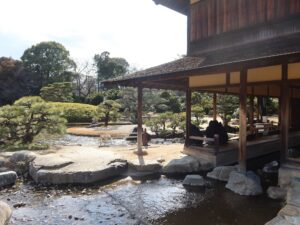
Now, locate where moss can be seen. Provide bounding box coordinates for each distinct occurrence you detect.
[1,143,49,152]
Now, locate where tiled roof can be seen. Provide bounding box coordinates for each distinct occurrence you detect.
[102,36,300,86]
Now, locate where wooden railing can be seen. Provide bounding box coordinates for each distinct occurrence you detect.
[189,134,220,154]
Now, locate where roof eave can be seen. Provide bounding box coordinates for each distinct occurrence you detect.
[153,0,189,15]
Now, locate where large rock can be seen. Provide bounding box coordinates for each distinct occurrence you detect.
[0,171,17,187]
[29,156,127,185]
[207,166,238,182]
[162,156,212,175]
[265,215,293,225]
[0,201,12,225]
[10,150,36,164]
[226,171,263,196]
[0,156,7,168]
[263,161,279,174]
[278,204,300,225]
[287,188,300,208]
[267,186,287,200]
[9,150,37,174]
[127,160,162,178]
[291,178,300,189]
[279,165,300,188]
[183,174,205,187]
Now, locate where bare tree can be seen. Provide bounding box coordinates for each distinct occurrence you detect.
[73,60,97,99]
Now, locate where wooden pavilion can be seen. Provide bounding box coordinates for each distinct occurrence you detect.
[103,0,300,184]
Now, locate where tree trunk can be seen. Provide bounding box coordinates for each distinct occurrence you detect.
[104,114,109,127]
[22,134,34,144]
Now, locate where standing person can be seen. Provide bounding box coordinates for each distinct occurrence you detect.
[142,128,151,147]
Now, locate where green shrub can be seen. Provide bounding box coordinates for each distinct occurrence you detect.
[85,92,104,105]
[0,96,66,145]
[50,102,97,123]
[2,143,49,152]
[93,100,121,126]
[145,112,186,136]
[41,82,73,102]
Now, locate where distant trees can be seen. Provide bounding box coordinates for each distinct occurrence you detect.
[217,95,239,126]
[0,57,39,105]
[73,61,97,102]
[21,41,76,87]
[94,51,129,91]
[145,112,185,137]
[154,91,183,113]
[40,82,73,102]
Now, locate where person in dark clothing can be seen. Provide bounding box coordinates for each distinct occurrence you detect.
[189,124,204,146]
[205,120,228,144]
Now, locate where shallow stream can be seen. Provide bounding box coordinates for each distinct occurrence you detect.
[0,176,282,225]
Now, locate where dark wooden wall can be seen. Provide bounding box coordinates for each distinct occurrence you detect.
[291,98,300,130]
[190,0,300,42]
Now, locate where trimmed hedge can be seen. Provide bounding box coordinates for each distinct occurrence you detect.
[50,102,97,123]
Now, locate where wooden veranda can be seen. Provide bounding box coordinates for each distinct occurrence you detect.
[103,50,300,172]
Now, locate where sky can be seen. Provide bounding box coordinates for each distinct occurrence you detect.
[0,0,187,70]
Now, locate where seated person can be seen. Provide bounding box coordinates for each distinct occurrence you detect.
[247,124,258,140]
[189,124,204,146]
[205,120,228,145]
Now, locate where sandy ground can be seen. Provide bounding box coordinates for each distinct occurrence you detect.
[38,143,185,167]
[67,124,136,138]
[67,124,156,138]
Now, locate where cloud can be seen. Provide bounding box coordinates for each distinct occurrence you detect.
[0,0,187,68]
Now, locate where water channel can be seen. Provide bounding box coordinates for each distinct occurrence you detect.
[1,134,283,225]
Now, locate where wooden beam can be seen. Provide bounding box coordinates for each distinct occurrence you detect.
[280,64,290,163]
[213,93,217,120]
[190,80,288,91]
[137,86,143,154]
[239,69,248,172]
[185,84,192,147]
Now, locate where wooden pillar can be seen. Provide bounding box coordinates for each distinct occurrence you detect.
[280,64,290,163]
[278,97,281,126]
[256,97,260,122]
[137,86,143,154]
[249,96,254,125]
[213,93,217,120]
[185,88,192,147]
[257,96,262,122]
[239,69,248,172]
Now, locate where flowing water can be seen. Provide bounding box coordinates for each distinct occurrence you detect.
[41,134,129,147]
[6,133,283,224]
[0,176,282,225]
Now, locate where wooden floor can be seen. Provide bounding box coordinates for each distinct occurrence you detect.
[183,131,300,167]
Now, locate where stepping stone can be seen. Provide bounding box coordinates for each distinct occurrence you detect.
[0,201,12,225]
[183,174,205,187]
[0,171,17,187]
[226,171,263,196]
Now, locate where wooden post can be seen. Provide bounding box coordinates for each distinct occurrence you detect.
[278,97,281,126]
[213,93,217,120]
[249,96,254,125]
[257,96,262,122]
[280,64,289,163]
[137,86,143,154]
[185,87,192,147]
[239,69,248,172]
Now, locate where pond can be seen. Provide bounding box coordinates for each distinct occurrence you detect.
[41,134,129,147]
[1,176,282,225]
[41,134,185,147]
